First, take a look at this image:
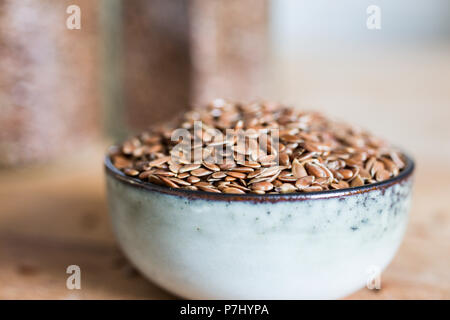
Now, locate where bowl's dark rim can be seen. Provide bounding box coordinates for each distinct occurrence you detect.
[104,153,414,203]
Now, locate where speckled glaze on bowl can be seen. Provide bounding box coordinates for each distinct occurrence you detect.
[105,154,414,299]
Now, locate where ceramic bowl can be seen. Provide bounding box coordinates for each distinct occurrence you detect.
[105,154,414,299]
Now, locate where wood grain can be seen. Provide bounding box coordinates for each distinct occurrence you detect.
[0,148,448,299]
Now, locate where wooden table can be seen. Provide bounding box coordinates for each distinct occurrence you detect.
[0,148,448,299]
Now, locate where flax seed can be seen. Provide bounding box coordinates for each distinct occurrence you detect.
[179,164,201,173]
[148,156,170,167]
[139,170,155,180]
[350,175,364,187]
[292,159,308,178]
[376,169,391,182]
[251,181,274,192]
[168,177,191,186]
[124,168,139,176]
[203,162,220,172]
[177,172,190,179]
[159,176,179,188]
[154,169,176,177]
[295,176,315,189]
[169,163,182,174]
[305,163,327,178]
[277,183,297,193]
[227,171,247,179]
[303,185,323,192]
[338,169,353,180]
[111,99,407,194]
[223,187,246,194]
[186,176,200,184]
[191,168,213,177]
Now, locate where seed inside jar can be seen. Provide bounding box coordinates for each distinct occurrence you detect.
[109,99,406,194]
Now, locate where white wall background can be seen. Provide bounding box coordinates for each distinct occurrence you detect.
[268,0,450,162]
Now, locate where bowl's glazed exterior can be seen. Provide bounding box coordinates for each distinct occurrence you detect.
[105,156,414,299]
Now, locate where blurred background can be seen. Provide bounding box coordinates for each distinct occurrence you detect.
[0,0,448,299]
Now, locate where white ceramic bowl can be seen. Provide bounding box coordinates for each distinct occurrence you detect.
[105,155,414,299]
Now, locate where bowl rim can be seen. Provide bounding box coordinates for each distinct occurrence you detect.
[104,152,414,202]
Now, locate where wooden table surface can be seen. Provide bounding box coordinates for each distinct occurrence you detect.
[0,148,449,299]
